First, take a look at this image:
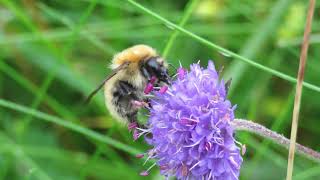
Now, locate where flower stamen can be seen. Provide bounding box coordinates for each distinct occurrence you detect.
[144,83,154,94]
[150,76,157,84]
[177,67,187,80]
[159,86,168,94]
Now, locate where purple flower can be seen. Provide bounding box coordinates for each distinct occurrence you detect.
[141,61,243,179]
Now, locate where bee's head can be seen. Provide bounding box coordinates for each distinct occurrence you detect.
[140,56,170,84]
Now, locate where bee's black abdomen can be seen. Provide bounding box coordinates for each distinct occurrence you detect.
[112,81,139,122]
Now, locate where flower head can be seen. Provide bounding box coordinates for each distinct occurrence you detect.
[143,61,242,179]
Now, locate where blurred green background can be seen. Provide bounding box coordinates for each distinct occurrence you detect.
[0,0,319,179]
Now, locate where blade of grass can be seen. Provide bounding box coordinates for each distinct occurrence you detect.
[286,0,315,179]
[1,0,134,165]
[16,0,99,138]
[294,166,320,180]
[82,0,137,12]
[0,154,11,180]
[38,3,116,54]
[39,0,152,150]
[12,2,58,137]
[162,0,199,58]
[0,132,52,180]
[1,0,105,111]
[0,0,70,65]
[0,22,252,45]
[0,143,137,179]
[249,47,304,166]
[239,52,286,179]
[0,58,75,120]
[83,0,256,19]
[224,0,293,96]
[0,58,129,173]
[29,6,134,174]
[0,98,141,155]
[60,0,98,55]
[249,90,295,171]
[79,145,108,180]
[15,43,105,108]
[79,127,125,180]
[125,0,320,93]
[245,51,316,169]
[16,71,56,138]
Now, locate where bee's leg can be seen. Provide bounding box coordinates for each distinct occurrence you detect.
[126,112,138,124]
[113,81,141,128]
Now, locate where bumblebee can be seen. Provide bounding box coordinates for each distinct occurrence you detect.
[86,45,170,125]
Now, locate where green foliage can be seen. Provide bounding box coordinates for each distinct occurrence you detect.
[0,0,319,179]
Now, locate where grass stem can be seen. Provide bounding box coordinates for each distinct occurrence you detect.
[126,0,320,93]
[286,0,315,179]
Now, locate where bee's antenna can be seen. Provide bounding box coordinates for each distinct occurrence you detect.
[84,77,109,104]
[84,62,130,104]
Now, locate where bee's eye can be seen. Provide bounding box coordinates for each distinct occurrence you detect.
[146,57,160,71]
[140,57,169,83]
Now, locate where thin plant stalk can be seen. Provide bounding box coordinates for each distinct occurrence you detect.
[0,98,141,155]
[125,0,320,93]
[232,119,320,163]
[286,0,315,179]
[17,0,98,138]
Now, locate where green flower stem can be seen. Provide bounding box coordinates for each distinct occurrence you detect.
[162,0,200,58]
[125,0,320,93]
